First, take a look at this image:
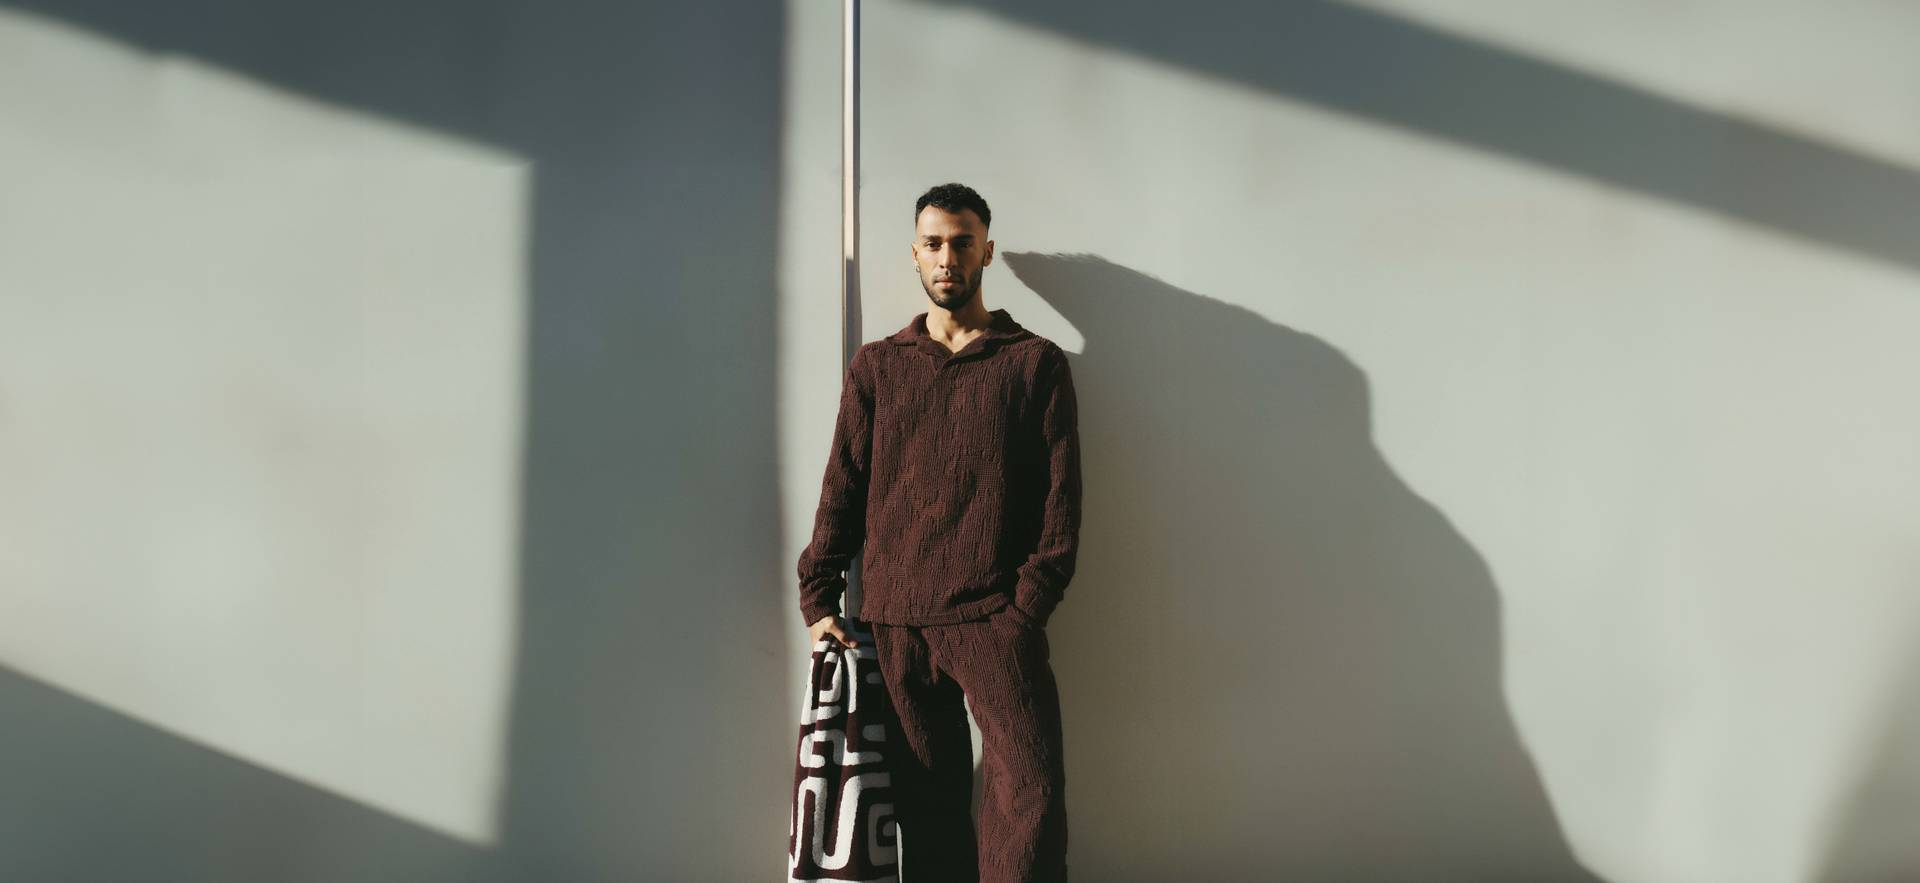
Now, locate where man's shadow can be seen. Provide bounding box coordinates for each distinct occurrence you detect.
[1005,252,1603,881]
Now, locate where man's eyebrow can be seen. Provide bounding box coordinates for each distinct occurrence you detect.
[921,234,976,241]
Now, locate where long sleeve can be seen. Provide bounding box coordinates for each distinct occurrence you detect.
[796,348,875,627]
[1012,346,1082,627]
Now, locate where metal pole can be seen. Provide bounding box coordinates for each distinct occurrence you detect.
[841,0,860,368]
[841,0,863,615]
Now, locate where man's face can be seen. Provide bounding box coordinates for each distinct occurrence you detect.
[911,206,994,311]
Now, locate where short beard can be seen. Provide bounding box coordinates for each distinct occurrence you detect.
[922,267,980,311]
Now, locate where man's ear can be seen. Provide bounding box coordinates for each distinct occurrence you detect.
[984,239,995,266]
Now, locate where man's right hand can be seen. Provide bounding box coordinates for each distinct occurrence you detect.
[809,614,858,648]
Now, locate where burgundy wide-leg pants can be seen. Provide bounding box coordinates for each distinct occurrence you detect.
[870,610,1069,883]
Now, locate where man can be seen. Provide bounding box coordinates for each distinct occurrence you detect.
[797,182,1082,882]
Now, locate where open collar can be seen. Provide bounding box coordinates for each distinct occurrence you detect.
[886,308,1032,364]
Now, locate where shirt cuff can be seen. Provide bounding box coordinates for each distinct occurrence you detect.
[800,600,841,629]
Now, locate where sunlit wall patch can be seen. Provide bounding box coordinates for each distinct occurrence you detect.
[0,9,529,844]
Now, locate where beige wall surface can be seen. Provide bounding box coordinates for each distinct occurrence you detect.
[0,3,792,881]
[0,10,528,843]
[1,1,1915,881]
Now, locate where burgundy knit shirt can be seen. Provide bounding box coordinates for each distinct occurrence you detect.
[797,307,1083,628]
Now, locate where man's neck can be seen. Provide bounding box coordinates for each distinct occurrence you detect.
[926,303,993,346]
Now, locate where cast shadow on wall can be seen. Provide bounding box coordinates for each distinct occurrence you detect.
[940,0,1920,277]
[1004,252,1606,882]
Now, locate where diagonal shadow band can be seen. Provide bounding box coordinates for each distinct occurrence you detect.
[0,663,520,882]
[926,0,1920,276]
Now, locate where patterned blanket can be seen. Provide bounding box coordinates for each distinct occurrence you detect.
[788,620,901,881]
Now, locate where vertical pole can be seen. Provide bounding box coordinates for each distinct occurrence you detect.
[841,0,863,615]
[841,0,860,368]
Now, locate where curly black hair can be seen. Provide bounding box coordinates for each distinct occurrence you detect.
[913,182,991,230]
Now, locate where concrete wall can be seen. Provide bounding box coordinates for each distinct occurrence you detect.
[0,3,791,881]
[0,1,1914,881]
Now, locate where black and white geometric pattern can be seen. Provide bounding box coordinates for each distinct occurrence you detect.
[789,620,900,882]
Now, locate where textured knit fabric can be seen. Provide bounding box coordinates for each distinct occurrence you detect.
[872,609,1068,882]
[797,308,1083,628]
